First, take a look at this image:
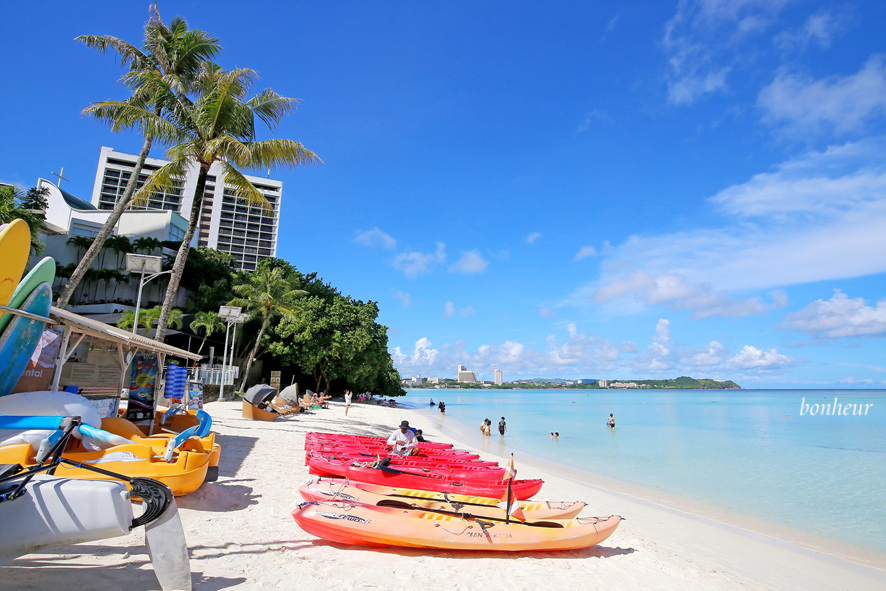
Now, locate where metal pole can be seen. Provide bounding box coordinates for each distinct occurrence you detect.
[132,263,146,334]
[218,319,231,401]
[229,321,239,392]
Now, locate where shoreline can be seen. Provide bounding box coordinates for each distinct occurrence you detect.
[409,403,886,571]
[2,398,884,590]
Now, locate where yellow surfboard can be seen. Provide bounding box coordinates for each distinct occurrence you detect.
[0,219,31,308]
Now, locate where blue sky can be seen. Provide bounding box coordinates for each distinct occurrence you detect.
[2,1,884,388]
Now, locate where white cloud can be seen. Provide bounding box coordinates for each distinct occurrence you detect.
[580,140,886,300]
[575,110,611,133]
[392,242,446,277]
[602,16,619,41]
[394,290,411,307]
[662,0,791,105]
[444,301,454,318]
[775,10,846,52]
[758,55,886,138]
[781,290,886,338]
[574,246,597,261]
[449,250,489,274]
[687,341,727,366]
[444,301,475,319]
[526,232,543,244]
[390,337,439,369]
[592,270,780,318]
[354,227,396,249]
[391,321,792,380]
[729,345,792,370]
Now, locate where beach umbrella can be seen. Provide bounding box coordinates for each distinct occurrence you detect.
[278,383,300,404]
[244,384,276,406]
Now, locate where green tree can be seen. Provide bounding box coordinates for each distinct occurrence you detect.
[66,235,94,260]
[190,310,224,355]
[57,5,222,309]
[133,236,164,254]
[0,185,47,255]
[267,280,404,397]
[120,305,183,336]
[20,187,50,211]
[105,234,133,269]
[229,266,307,390]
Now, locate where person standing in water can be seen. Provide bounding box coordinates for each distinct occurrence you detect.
[608,413,615,429]
[498,416,507,437]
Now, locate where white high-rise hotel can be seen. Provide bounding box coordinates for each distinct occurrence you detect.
[91,147,282,271]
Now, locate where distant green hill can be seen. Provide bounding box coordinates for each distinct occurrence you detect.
[609,376,741,389]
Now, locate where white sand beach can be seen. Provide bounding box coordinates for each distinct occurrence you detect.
[2,399,884,591]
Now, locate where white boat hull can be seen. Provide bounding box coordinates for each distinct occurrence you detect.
[0,475,132,565]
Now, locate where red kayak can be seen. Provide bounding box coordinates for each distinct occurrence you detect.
[308,455,507,481]
[306,443,481,461]
[305,433,453,450]
[305,448,499,467]
[345,465,543,500]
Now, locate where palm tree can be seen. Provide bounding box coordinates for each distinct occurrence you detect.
[66,235,94,260]
[229,266,307,390]
[105,235,133,269]
[133,236,163,254]
[0,185,47,255]
[190,311,224,356]
[56,5,221,309]
[110,269,129,301]
[121,305,183,337]
[94,65,320,341]
[117,309,152,331]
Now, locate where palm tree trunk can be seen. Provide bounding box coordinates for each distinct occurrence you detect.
[56,135,153,308]
[238,315,269,391]
[155,165,207,342]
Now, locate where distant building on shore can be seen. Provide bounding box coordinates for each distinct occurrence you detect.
[457,364,478,383]
[598,379,609,388]
[494,369,503,385]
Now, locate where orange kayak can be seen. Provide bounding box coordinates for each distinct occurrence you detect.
[292,500,621,551]
[300,478,587,520]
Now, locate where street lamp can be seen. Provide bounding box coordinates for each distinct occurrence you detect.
[218,306,243,401]
[125,253,173,335]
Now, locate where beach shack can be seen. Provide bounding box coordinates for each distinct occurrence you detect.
[35,307,202,426]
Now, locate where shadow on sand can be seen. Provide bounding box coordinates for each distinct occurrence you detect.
[3,549,246,591]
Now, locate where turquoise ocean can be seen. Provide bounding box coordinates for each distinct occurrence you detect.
[405,388,886,557]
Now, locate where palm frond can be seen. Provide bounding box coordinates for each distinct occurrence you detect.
[246,89,297,130]
[217,163,272,211]
[132,160,189,207]
[74,34,150,71]
[244,138,323,170]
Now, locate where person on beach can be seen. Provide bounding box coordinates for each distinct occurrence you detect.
[439,401,446,414]
[498,417,507,437]
[387,420,420,456]
[608,413,615,429]
[480,418,491,436]
[344,388,352,416]
[415,429,426,442]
